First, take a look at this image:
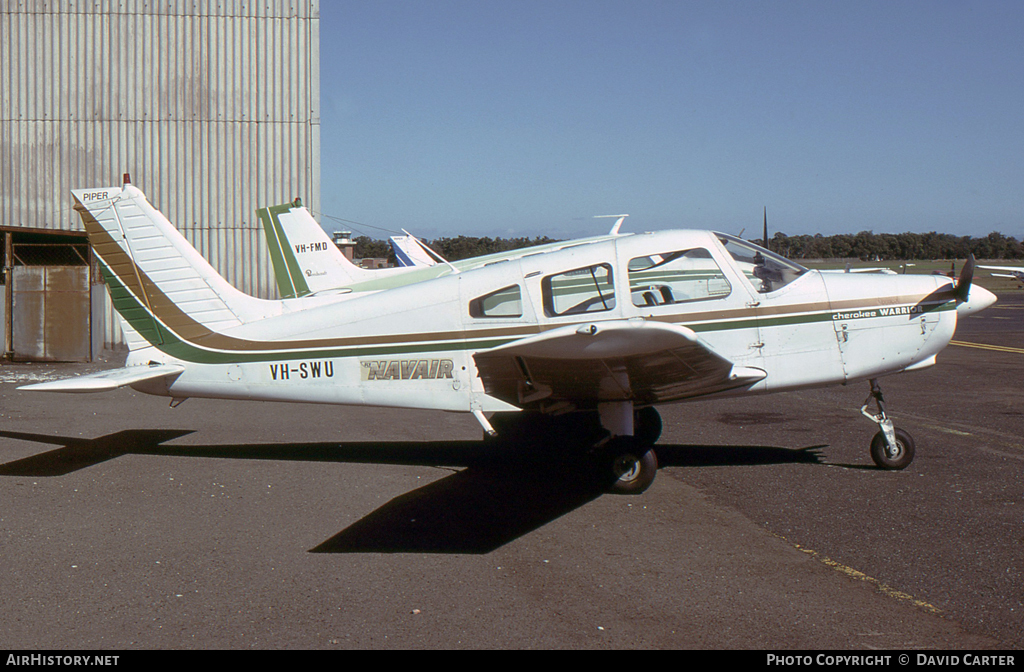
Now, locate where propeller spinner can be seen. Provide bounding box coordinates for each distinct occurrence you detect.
[954,254,997,317]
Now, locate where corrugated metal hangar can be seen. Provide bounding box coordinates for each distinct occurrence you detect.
[0,0,321,359]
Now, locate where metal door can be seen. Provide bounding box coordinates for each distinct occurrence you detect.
[12,266,91,362]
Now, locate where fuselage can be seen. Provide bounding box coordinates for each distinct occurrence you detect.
[121,229,980,415]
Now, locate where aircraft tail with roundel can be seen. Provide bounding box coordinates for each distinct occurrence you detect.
[257,200,414,297]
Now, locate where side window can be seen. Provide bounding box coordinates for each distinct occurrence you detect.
[543,263,616,316]
[628,248,731,307]
[469,285,523,318]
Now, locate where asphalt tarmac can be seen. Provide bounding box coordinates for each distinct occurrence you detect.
[0,293,1020,650]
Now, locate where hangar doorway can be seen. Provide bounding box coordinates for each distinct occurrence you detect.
[1,228,101,362]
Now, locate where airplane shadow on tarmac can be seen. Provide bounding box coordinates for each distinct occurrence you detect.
[0,429,823,555]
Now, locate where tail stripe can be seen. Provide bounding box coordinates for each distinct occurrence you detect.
[258,203,309,299]
[95,254,513,364]
[84,204,523,358]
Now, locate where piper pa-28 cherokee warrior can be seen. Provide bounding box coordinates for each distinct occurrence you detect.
[21,179,996,494]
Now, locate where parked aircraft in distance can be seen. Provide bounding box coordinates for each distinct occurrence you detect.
[978,265,1024,284]
[256,199,621,298]
[390,233,443,268]
[20,180,997,494]
[390,215,630,269]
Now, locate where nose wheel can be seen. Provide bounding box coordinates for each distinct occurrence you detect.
[861,379,916,470]
[869,427,916,470]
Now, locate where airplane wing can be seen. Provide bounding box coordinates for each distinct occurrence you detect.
[848,267,897,275]
[18,363,185,393]
[978,265,1024,280]
[820,266,896,275]
[473,321,765,410]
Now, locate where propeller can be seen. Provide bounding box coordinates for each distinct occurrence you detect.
[954,254,975,302]
[763,207,769,252]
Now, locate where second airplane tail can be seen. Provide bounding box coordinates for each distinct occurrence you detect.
[257,200,381,297]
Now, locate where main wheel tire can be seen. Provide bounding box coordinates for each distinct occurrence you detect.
[870,428,916,470]
[633,406,663,445]
[605,438,658,495]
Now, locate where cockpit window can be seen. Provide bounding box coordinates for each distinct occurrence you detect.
[716,234,807,293]
[628,248,731,306]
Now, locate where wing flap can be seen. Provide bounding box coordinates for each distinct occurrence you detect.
[18,363,185,393]
[473,321,765,409]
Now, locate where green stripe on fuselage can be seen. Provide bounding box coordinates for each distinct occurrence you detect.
[100,256,955,365]
[99,258,517,364]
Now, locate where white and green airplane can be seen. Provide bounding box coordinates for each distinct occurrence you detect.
[21,181,997,494]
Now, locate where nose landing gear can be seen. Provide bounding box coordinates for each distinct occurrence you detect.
[861,379,916,470]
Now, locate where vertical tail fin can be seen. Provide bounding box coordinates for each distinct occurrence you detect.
[74,184,270,351]
[389,234,443,268]
[257,201,376,296]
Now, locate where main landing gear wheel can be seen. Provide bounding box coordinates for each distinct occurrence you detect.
[870,427,916,470]
[604,437,658,495]
[633,406,663,446]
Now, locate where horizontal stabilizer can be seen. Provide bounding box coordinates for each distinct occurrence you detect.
[18,364,185,393]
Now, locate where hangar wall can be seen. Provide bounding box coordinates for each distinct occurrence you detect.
[0,0,321,349]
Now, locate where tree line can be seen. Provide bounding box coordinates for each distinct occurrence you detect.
[354,230,1023,263]
[353,235,561,263]
[763,230,1022,261]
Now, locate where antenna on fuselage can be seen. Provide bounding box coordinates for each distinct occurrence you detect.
[594,214,629,235]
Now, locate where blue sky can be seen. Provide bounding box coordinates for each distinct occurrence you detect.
[318,1,1024,241]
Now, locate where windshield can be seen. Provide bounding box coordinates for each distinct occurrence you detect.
[716,233,807,293]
